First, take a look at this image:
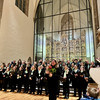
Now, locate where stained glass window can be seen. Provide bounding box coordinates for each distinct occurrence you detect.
[34,0,94,62]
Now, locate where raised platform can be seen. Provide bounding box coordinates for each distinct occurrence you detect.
[0,90,78,100]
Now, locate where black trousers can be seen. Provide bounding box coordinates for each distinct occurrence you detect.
[3,78,9,91]
[63,81,69,97]
[0,80,3,90]
[11,79,16,91]
[49,85,57,100]
[37,80,43,94]
[29,80,36,93]
[73,78,79,96]
[57,80,60,96]
[17,79,22,91]
[49,83,57,100]
[44,79,48,95]
[24,78,29,92]
[78,81,88,98]
[49,92,57,100]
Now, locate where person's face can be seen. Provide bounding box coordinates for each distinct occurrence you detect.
[62,63,65,66]
[79,58,82,61]
[34,62,37,65]
[42,62,45,65]
[72,59,74,62]
[22,61,25,64]
[59,62,62,64]
[25,67,28,70]
[67,61,70,63]
[7,67,9,71]
[91,62,94,65]
[13,60,16,63]
[32,66,35,70]
[15,65,17,68]
[74,65,78,69]
[65,66,68,70]
[81,62,84,66]
[51,60,56,66]
[86,60,89,64]
[38,66,41,70]
[46,66,48,70]
[13,67,15,70]
[72,63,74,67]
[19,67,22,71]
[11,65,13,68]
[80,66,84,70]
[39,59,42,63]
[1,65,3,69]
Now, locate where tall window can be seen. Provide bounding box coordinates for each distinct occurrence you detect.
[15,0,29,16]
[34,0,94,62]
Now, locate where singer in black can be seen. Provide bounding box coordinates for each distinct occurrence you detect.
[29,65,37,94]
[48,60,60,100]
[61,65,70,99]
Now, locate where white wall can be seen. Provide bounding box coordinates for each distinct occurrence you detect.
[0,0,99,64]
[0,0,39,64]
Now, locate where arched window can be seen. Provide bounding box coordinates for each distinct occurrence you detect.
[34,0,94,62]
[15,0,29,16]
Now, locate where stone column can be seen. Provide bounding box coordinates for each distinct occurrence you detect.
[95,0,100,58]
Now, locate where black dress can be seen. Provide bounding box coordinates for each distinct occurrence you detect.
[78,70,89,99]
[29,69,37,94]
[23,70,29,93]
[3,71,10,91]
[62,69,70,98]
[48,67,60,100]
[72,69,80,96]
[0,68,3,90]
[10,70,17,91]
[36,68,44,95]
[17,70,23,92]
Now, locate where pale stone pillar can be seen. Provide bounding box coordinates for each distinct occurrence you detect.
[95,0,100,58]
[97,0,100,28]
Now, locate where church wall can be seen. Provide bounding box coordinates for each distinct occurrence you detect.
[0,0,99,64]
[0,0,39,64]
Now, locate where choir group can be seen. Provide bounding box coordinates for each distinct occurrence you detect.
[0,59,99,100]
